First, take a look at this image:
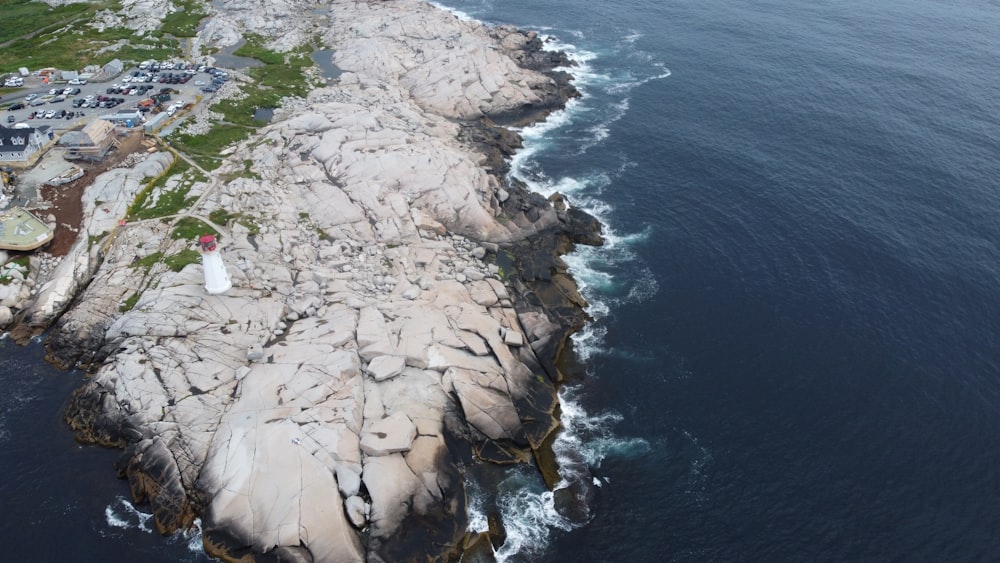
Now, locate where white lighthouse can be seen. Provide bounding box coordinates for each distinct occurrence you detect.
[199,234,232,294]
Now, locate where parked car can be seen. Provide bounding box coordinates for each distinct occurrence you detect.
[6,115,14,124]
[24,93,37,101]
[43,110,55,118]
[68,78,87,85]
[7,102,25,111]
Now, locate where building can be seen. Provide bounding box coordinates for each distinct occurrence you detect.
[89,58,125,83]
[58,120,118,161]
[0,125,49,164]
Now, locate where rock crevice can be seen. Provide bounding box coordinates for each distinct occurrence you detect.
[37,0,603,561]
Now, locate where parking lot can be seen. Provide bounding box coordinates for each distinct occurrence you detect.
[3,61,230,131]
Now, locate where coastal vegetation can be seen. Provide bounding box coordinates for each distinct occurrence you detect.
[127,159,204,220]
[160,0,209,38]
[0,0,180,72]
[167,35,314,166]
[170,217,216,240]
[0,255,29,285]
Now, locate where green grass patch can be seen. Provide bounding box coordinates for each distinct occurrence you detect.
[168,125,253,170]
[209,208,239,226]
[128,158,199,220]
[130,247,200,273]
[0,0,94,46]
[220,158,261,182]
[237,215,260,235]
[164,248,200,272]
[164,35,314,169]
[0,0,181,72]
[0,255,28,285]
[119,291,141,312]
[171,217,216,240]
[132,251,164,271]
[209,35,312,127]
[160,0,208,38]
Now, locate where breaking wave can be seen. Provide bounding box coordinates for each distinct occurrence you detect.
[429,3,670,560]
[467,387,649,562]
[103,497,206,559]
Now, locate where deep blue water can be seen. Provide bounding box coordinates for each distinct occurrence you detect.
[4,0,1000,560]
[0,339,206,561]
[441,0,1000,561]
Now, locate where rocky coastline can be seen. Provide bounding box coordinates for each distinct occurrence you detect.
[10,1,602,561]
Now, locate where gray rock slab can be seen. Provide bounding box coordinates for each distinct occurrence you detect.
[360,411,417,456]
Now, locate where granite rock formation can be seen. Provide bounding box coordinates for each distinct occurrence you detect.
[19,0,601,561]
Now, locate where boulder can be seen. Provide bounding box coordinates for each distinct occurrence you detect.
[360,411,417,456]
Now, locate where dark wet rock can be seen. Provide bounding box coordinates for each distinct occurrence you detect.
[487,510,507,551]
[64,382,128,448]
[458,117,523,177]
[115,437,196,535]
[460,532,497,563]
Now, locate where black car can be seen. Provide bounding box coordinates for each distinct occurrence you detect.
[7,102,25,111]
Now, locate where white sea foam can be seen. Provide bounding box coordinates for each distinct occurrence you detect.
[427,1,477,21]
[103,497,206,557]
[426,5,666,559]
[467,386,647,562]
[105,496,154,533]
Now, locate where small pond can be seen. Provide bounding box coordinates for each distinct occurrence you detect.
[311,49,343,80]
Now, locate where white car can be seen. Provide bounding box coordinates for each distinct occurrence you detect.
[49,88,59,95]
[43,110,56,118]
[24,94,37,101]
[68,78,87,85]
[195,80,205,86]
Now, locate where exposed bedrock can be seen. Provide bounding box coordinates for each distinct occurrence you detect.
[47,0,603,561]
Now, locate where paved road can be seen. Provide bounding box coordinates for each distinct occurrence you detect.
[2,65,222,131]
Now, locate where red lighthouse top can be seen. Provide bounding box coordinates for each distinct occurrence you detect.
[199,234,217,252]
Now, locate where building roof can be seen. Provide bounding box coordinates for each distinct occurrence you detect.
[0,125,37,154]
[59,120,115,148]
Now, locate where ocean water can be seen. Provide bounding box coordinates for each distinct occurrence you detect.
[438,0,1000,561]
[0,338,208,561]
[4,0,1000,560]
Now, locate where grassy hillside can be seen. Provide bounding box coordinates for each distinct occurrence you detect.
[0,0,183,72]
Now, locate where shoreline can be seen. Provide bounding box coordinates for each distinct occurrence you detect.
[11,1,604,560]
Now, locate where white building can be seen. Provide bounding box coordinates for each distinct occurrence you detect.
[0,125,49,163]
